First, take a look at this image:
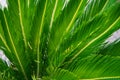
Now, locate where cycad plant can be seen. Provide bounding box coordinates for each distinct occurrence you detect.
[0,0,120,80]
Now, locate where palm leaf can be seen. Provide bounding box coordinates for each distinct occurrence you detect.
[47,0,120,67]
[0,0,36,79]
[0,0,120,80]
[62,54,120,79]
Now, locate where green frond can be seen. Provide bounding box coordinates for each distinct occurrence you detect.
[63,54,120,79]
[0,0,120,80]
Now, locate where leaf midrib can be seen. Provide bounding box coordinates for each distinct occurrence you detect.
[0,34,11,52]
[27,0,30,8]
[18,0,27,48]
[80,76,120,80]
[65,0,83,33]
[49,0,58,30]
[36,0,48,78]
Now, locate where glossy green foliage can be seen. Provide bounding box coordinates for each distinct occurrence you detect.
[0,0,120,80]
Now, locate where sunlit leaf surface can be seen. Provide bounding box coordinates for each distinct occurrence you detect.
[0,0,120,80]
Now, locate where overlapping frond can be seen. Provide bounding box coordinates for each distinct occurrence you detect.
[0,0,120,80]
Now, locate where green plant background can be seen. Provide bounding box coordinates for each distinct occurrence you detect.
[0,0,120,80]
